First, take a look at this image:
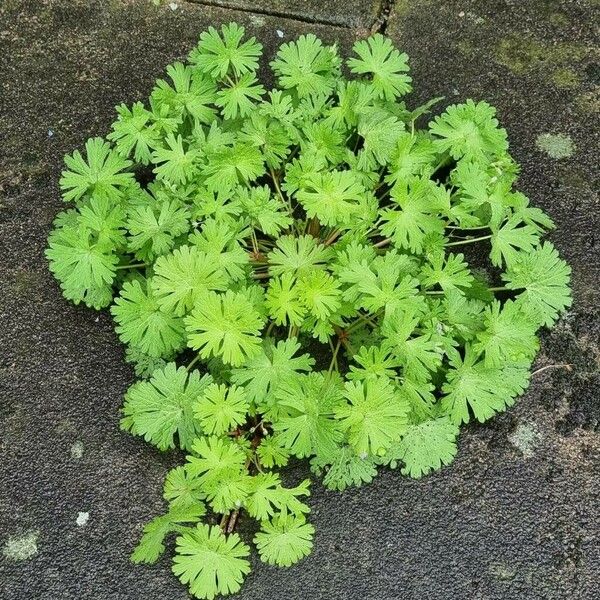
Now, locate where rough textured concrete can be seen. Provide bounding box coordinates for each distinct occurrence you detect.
[187,0,383,28]
[1,1,599,599]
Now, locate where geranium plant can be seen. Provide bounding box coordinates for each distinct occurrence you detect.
[46,23,571,599]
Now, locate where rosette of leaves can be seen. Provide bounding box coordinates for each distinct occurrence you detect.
[46,23,572,600]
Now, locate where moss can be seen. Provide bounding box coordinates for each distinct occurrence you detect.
[551,67,581,89]
[392,0,411,18]
[535,133,575,159]
[495,37,545,75]
[495,35,588,76]
[0,0,22,10]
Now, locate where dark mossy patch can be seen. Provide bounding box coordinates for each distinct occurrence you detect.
[585,61,600,84]
[551,67,582,89]
[576,87,600,114]
[494,34,591,81]
[9,269,44,298]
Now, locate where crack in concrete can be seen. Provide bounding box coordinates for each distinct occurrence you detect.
[182,0,353,29]
[180,0,399,38]
[370,0,395,33]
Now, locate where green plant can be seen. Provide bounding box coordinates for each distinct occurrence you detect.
[46,23,571,599]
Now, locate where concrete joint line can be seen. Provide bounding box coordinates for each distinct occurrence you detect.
[181,0,353,29]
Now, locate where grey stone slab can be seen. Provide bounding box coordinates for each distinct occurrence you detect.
[1,0,599,599]
[186,0,382,28]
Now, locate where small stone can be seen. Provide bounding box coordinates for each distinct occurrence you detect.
[3,530,39,561]
[94,316,99,323]
[168,2,178,11]
[276,30,284,38]
[535,133,575,159]
[70,440,84,459]
[458,11,465,17]
[76,512,90,527]
[47,129,54,137]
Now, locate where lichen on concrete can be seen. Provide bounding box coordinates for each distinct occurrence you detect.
[2,530,39,561]
[535,133,575,159]
[507,422,542,458]
[70,440,85,459]
[488,561,518,581]
[576,88,600,114]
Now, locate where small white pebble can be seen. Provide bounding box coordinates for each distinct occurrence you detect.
[458,11,465,17]
[47,129,54,137]
[169,2,178,10]
[76,512,90,527]
[94,316,99,323]
[276,29,284,38]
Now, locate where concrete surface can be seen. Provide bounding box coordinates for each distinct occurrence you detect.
[187,0,383,28]
[1,1,598,599]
